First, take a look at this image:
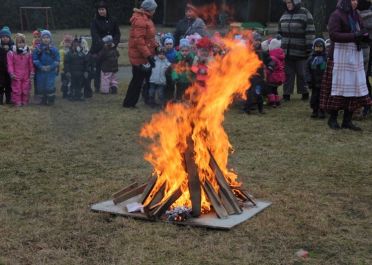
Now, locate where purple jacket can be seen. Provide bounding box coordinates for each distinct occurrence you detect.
[328,8,364,59]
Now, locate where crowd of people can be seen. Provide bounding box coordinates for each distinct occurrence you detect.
[0,0,372,131]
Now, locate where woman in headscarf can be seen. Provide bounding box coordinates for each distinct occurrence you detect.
[278,0,316,101]
[320,0,372,130]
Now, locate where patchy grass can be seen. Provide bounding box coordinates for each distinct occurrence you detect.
[0,81,372,265]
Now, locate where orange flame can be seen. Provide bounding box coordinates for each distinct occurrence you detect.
[140,34,261,213]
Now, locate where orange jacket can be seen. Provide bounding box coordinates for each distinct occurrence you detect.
[128,8,157,65]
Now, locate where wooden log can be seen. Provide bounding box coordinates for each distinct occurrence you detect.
[184,136,201,217]
[139,176,157,204]
[202,179,228,219]
[234,188,257,206]
[208,150,242,214]
[151,187,182,218]
[147,182,166,210]
[113,184,147,205]
[112,182,138,199]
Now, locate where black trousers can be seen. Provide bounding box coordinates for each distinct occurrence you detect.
[310,85,321,111]
[71,75,84,100]
[123,65,151,107]
[93,58,101,92]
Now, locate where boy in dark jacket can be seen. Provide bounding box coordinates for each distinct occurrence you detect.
[97,35,119,94]
[0,26,14,104]
[64,37,89,101]
[305,38,327,118]
[244,32,273,114]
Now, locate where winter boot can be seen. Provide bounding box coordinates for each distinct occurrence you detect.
[110,86,118,94]
[40,95,47,105]
[283,94,291,101]
[341,110,362,131]
[47,95,55,106]
[301,93,309,101]
[327,110,340,130]
[311,109,318,118]
[318,110,326,119]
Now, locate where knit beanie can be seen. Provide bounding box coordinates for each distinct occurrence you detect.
[41,30,52,39]
[269,38,281,51]
[96,0,108,9]
[141,0,158,12]
[0,26,11,38]
[102,35,113,44]
[15,33,26,44]
[179,38,190,49]
[312,38,326,50]
[186,3,198,13]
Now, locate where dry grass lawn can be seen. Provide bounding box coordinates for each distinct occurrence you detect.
[1,27,372,265]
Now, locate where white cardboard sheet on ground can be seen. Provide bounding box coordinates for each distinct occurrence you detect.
[91,195,271,230]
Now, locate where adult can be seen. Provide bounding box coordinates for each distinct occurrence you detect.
[357,0,372,116]
[278,0,316,101]
[122,0,158,108]
[320,0,371,131]
[90,1,121,93]
[174,3,208,47]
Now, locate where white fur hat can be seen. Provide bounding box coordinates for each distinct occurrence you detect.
[269,38,281,51]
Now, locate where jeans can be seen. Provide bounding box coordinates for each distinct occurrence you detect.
[149,83,165,105]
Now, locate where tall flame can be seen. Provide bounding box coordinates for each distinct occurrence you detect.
[140,35,261,213]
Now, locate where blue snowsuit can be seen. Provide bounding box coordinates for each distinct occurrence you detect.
[33,44,60,103]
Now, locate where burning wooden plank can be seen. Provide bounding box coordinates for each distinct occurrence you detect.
[151,187,182,218]
[209,150,243,214]
[202,179,228,219]
[233,188,257,206]
[184,136,201,217]
[113,184,147,205]
[139,176,157,204]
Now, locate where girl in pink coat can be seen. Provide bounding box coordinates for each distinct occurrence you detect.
[7,33,34,106]
[265,37,285,107]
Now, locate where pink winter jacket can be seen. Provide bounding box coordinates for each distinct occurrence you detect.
[7,48,34,80]
[266,48,285,86]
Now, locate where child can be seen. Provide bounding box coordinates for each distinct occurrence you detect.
[306,38,327,118]
[172,38,194,100]
[7,33,34,106]
[59,34,73,98]
[80,37,94,98]
[148,47,171,107]
[265,37,285,107]
[244,32,266,114]
[191,37,213,88]
[32,30,60,105]
[162,33,177,103]
[97,35,119,94]
[64,37,89,101]
[0,26,14,105]
[162,34,177,63]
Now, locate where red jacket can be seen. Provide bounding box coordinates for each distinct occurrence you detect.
[128,8,157,65]
[266,48,285,86]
